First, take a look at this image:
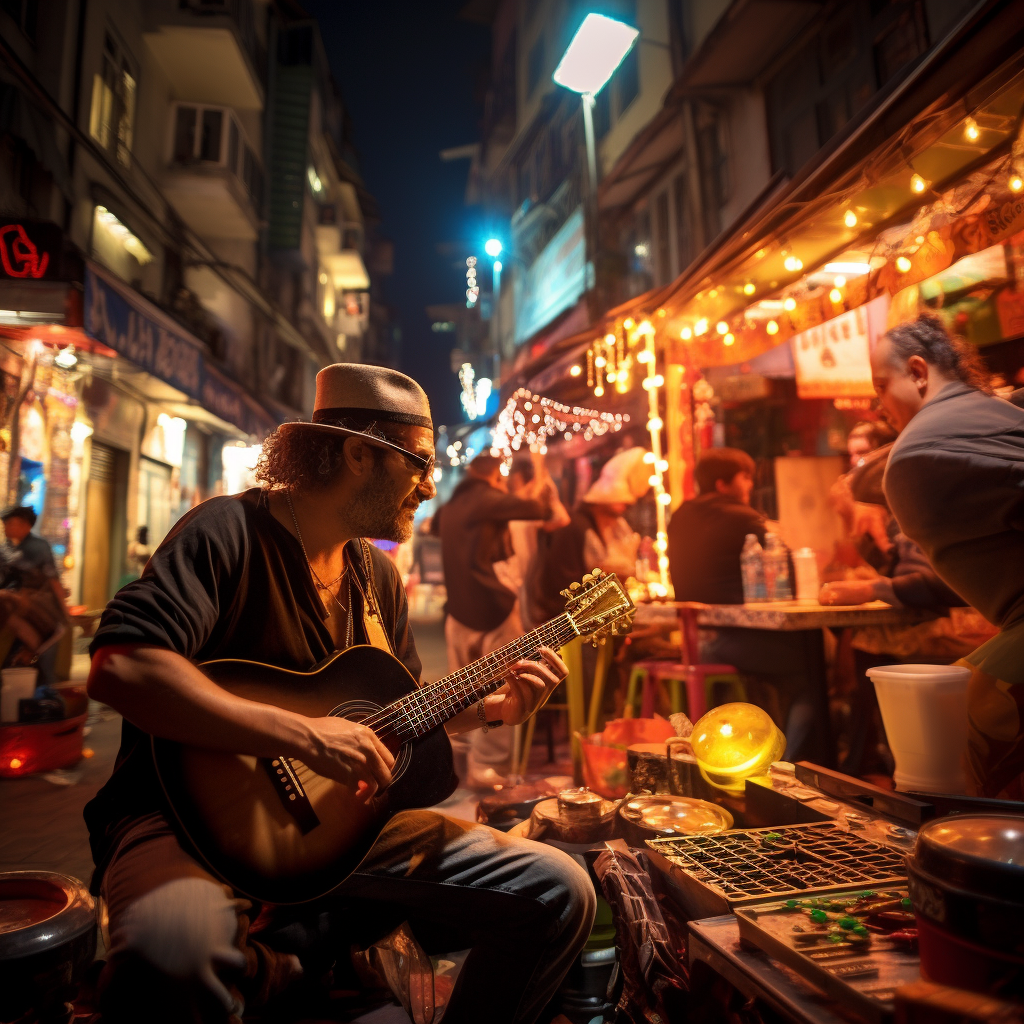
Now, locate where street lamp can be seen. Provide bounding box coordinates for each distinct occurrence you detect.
[484,238,502,258]
[553,13,639,312]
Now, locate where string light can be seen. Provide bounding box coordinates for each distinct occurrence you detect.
[604,333,616,344]
[833,275,846,288]
[829,288,842,303]
[594,385,604,396]
[896,256,912,273]
[716,321,729,335]
[910,173,927,193]
[623,317,635,329]
[964,117,979,142]
[1011,175,1024,193]
[743,282,755,295]
[694,318,708,336]
[465,256,479,307]
[680,326,693,340]
[766,320,779,335]
[784,256,803,272]
[783,297,796,311]
[639,332,670,593]
[844,210,858,228]
[595,354,606,367]
[723,333,735,346]
[491,388,625,457]
[636,349,652,363]
[570,364,582,376]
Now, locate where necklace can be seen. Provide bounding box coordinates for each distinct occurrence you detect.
[285,490,354,648]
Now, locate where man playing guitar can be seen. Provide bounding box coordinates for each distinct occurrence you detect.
[85,364,594,1023]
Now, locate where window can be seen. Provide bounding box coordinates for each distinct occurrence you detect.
[654,191,671,286]
[617,46,640,113]
[89,32,136,168]
[527,35,545,97]
[673,171,694,272]
[1,0,36,40]
[170,103,262,204]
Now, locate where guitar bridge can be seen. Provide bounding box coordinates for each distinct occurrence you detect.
[262,756,321,834]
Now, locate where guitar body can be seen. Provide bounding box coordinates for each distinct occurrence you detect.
[152,646,458,905]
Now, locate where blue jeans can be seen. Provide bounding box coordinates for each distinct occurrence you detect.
[98,810,597,1024]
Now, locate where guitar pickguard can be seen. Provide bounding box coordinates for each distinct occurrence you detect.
[328,699,413,787]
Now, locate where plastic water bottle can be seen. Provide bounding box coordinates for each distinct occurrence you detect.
[740,534,766,603]
[764,533,793,602]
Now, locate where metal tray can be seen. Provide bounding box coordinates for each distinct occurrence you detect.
[646,822,907,919]
[734,887,920,1024]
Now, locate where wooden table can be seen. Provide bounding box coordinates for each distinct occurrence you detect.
[632,600,932,768]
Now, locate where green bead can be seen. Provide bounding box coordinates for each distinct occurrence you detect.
[810,909,828,923]
[839,917,857,930]
[828,933,844,943]
[901,897,912,909]
[785,899,798,908]
[853,925,869,935]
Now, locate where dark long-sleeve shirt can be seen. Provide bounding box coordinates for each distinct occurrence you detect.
[885,381,1024,628]
[667,493,766,605]
[437,477,547,632]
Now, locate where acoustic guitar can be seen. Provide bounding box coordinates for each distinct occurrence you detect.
[152,570,634,903]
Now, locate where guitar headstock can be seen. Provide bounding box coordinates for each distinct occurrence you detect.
[561,570,635,645]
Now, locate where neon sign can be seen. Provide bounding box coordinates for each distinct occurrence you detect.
[0,223,60,280]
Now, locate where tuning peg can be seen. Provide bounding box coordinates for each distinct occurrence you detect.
[582,573,593,584]
[569,582,581,591]
[591,568,602,577]
[559,588,570,598]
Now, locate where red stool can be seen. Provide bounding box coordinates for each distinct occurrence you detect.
[625,660,744,719]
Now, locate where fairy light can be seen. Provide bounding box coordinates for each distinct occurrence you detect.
[743,282,755,295]
[784,256,803,272]
[491,388,626,458]
[766,320,779,335]
[623,317,635,329]
[570,364,582,376]
[1011,175,1024,193]
[594,385,604,397]
[595,354,606,368]
[829,288,842,303]
[680,326,693,341]
[639,330,671,593]
[716,321,729,335]
[694,318,709,336]
[896,256,912,273]
[964,117,979,142]
[783,297,796,312]
[844,210,858,228]
[910,173,927,193]
[723,333,735,346]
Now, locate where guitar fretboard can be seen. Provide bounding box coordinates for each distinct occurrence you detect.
[364,613,579,741]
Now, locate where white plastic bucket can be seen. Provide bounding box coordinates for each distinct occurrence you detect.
[866,663,971,794]
[0,667,39,723]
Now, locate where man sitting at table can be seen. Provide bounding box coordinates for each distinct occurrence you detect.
[667,449,827,763]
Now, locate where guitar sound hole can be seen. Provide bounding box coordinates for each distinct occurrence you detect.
[328,700,412,787]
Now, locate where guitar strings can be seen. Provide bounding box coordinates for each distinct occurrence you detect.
[363,615,580,738]
[362,618,573,737]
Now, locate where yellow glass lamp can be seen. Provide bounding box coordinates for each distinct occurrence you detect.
[690,703,786,794]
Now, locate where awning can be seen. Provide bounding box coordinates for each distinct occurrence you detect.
[83,261,278,438]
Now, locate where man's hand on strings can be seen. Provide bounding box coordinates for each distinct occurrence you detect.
[493,646,568,726]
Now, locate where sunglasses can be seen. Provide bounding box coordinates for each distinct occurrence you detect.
[357,433,436,484]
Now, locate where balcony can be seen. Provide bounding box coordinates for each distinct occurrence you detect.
[144,0,266,110]
[162,103,263,240]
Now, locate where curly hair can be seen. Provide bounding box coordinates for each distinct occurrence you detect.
[884,313,993,394]
[255,415,397,491]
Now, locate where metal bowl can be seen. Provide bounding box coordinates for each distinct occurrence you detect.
[618,793,733,846]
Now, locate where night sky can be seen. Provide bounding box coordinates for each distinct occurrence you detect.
[304,1,492,426]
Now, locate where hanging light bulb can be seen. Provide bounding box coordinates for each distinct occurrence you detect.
[1011,175,1024,193]
[743,282,755,295]
[648,474,660,487]
[896,256,912,273]
[623,317,635,330]
[656,459,668,472]
[570,364,582,376]
[783,297,796,312]
[833,275,846,288]
[723,333,735,346]
[716,321,729,335]
[636,349,652,363]
[658,492,672,505]
[784,256,803,272]
[829,288,843,303]
[647,416,663,431]
[595,355,606,368]
[844,209,858,228]
[964,117,980,142]
[910,173,927,193]
[604,333,616,344]
[680,326,693,340]
[766,320,779,335]
[594,384,605,397]
[643,451,656,464]
[694,318,709,336]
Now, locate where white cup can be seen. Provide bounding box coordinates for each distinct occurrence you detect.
[792,548,819,603]
[866,663,971,794]
[1,666,39,723]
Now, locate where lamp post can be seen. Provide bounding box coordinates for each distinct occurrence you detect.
[485,238,503,380]
[553,13,639,316]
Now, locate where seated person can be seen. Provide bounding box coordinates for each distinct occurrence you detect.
[666,449,828,764]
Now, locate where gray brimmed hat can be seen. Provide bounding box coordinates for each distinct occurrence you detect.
[278,363,432,440]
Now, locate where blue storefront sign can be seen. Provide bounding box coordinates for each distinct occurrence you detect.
[84,262,275,437]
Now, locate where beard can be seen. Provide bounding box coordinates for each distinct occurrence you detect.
[345,460,417,542]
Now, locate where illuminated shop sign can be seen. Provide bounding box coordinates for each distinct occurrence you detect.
[0,222,62,280]
[792,295,890,399]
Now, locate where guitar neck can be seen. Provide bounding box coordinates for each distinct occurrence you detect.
[369,613,580,741]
